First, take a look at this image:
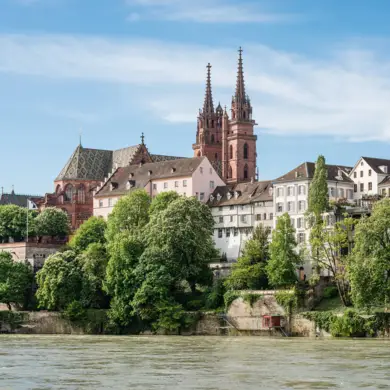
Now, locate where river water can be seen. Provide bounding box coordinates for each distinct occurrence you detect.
[1,336,390,389]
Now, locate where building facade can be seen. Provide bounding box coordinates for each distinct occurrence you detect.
[94,156,224,219]
[208,181,273,261]
[193,48,257,184]
[37,137,184,230]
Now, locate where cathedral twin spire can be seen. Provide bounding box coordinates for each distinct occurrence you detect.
[201,47,251,122]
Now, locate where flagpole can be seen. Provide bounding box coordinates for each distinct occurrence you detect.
[26,199,29,243]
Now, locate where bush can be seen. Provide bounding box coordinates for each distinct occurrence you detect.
[323,286,339,299]
[223,291,240,311]
[63,301,86,322]
[205,278,226,310]
[275,290,298,314]
[242,293,262,307]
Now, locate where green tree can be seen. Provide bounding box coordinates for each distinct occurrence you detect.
[69,216,106,253]
[267,213,301,288]
[145,196,215,292]
[0,205,37,242]
[348,198,390,309]
[149,191,180,217]
[106,189,150,241]
[225,225,271,290]
[308,155,329,217]
[35,251,82,310]
[78,243,109,308]
[35,207,69,238]
[104,235,144,326]
[310,216,354,306]
[0,252,33,310]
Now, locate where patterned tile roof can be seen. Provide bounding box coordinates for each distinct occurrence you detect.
[56,145,113,181]
[56,144,188,182]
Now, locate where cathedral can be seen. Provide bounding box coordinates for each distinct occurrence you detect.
[38,47,257,230]
[193,47,257,184]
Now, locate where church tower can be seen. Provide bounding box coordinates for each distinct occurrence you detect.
[222,47,257,183]
[193,64,223,174]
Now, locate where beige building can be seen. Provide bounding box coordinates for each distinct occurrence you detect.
[93,156,225,218]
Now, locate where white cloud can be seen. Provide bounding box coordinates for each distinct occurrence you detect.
[125,0,298,24]
[1,33,390,142]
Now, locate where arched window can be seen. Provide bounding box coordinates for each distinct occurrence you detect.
[244,164,248,180]
[78,184,85,204]
[228,165,233,179]
[229,145,233,159]
[64,184,74,202]
[243,143,248,159]
[197,151,201,157]
[55,184,62,194]
[211,134,215,143]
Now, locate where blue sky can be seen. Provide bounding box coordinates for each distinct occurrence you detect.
[2,0,390,194]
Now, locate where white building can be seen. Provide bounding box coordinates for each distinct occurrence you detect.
[93,156,224,218]
[208,181,273,261]
[349,157,390,199]
[272,162,354,276]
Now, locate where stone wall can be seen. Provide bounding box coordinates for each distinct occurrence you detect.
[289,315,316,337]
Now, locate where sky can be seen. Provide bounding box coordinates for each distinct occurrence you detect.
[2,0,390,195]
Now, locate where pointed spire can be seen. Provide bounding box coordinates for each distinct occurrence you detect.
[141,132,145,145]
[235,47,246,102]
[203,63,214,115]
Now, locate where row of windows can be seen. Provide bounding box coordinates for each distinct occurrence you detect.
[98,198,117,208]
[217,228,307,243]
[217,213,264,223]
[152,180,214,191]
[277,201,306,213]
[276,185,307,198]
[56,184,86,204]
[255,213,274,221]
[329,188,353,199]
[353,169,372,178]
[354,183,373,192]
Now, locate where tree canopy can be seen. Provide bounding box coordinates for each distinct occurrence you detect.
[35,207,69,237]
[106,189,150,241]
[69,216,107,253]
[267,213,301,288]
[348,198,390,309]
[225,224,271,290]
[0,252,33,310]
[308,155,329,217]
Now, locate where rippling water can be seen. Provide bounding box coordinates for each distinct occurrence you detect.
[1,336,390,389]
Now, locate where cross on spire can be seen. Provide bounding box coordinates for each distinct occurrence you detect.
[141,132,145,145]
[203,63,214,115]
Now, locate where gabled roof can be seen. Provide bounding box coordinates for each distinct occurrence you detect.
[378,176,390,186]
[0,192,43,207]
[274,162,353,183]
[95,157,205,198]
[361,157,390,174]
[56,145,113,181]
[56,143,188,182]
[208,181,272,207]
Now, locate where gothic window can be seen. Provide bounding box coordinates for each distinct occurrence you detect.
[229,145,233,159]
[78,184,85,204]
[64,184,74,202]
[55,185,61,194]
[228,165,233,179]
[211,134,215,143]
[243,143,248,159]
[244,164,248,180]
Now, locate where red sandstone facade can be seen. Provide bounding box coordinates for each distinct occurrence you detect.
[193,48,257,184]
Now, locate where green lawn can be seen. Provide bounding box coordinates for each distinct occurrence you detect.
[314,296,345,312]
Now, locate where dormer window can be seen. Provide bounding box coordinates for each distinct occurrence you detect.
[171,167,176,173]
[110,182,118,191]
[209,194,214,202]
[227,192,232,200]
[216,193,222,201]
[379,165,388,174]
[126,180,135,190]
[148,170,152,176]
[129,173,134,178]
